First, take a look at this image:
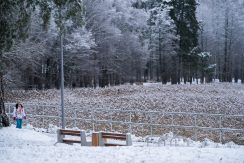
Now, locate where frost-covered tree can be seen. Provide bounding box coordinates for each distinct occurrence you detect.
[133,0,180,84]
[0,0,84,123]
[0,0,37,115]
[197,0,244,83]
[197,52,215,83]
[84,0,148,87]
[147,2,178,84]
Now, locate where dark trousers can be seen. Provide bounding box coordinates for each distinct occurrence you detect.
[16,119,23,128]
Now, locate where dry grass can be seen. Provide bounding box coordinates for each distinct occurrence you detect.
[6,83,244,144]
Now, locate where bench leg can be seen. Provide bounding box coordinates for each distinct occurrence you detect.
[80,130,87,146]
[57,129,64,143]
[98,132,104,146]
[92,132,100,146]
[126,133,132,146]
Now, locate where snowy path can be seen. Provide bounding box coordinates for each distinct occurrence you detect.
[1,126,244,163]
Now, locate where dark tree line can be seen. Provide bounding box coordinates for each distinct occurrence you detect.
[1,0,244,116]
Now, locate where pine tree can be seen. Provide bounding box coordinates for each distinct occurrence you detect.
[168,0,199,83]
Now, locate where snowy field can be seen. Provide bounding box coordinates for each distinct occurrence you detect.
[2,83,244,162]
[5,83,244,144]
[1,125,244,163]
[6,82,244,115]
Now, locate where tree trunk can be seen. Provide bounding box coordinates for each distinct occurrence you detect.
[0,73,5,114]
[241,54,244,83]
[0,50,5,114]
[171,55,178,84]
[223,8,229,82]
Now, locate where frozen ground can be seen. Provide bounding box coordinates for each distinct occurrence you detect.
[6,82,244,114]
[0,125,244,163]
[5,83,244,144]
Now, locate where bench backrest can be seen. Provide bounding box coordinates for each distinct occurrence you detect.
[57,129,90,146]
[57,129,132,146]
[99,132,132,146]
[60,129,81,136]
[101,132,127,140]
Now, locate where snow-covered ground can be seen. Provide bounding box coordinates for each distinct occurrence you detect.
[5,83,244,145]
[7,83,244,115]
[1,125,244,163]
[3,82,244,162]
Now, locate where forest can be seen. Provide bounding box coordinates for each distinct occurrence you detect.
[0,0,244,92]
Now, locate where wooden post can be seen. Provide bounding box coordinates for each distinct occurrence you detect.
[92,132,99,146]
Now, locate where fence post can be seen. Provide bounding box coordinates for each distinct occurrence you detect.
[42,105,44,128]
[36,105,38,128]
[8,104,11,115]
[110,112,113,131]
[219,116,223,143]
[35,105,37,128]
[92,109,95,131]
[171,114,174,133]
[129,112,132,134]
[74,109,77,128]
[194,115,197,141]
[150,112,153,136]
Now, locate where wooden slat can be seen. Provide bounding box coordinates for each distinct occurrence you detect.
[104,143,126,146]
[101,132,126,137]
[60,129,81,136]
[63,139,81,144]
[62,132,81,136]
[60,129,80,133]
[102,135,126,140]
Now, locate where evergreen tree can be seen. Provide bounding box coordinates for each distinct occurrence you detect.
[168,0,199,83]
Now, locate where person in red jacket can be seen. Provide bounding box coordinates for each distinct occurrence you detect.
[12,103,26,129]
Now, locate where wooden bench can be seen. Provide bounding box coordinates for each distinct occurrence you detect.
[94,132,132,146]
[57,129,132,147]
[57,129,91,146]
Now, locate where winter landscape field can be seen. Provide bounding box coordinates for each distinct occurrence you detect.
[1,115,244,163]
[0,83,244,163]
[7,82,244,115]
[5,83,244,145]
[1,0,244,162]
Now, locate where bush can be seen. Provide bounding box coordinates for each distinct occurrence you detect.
[0,113,10,127]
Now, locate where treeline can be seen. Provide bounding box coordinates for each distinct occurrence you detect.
[1,0,244,92]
